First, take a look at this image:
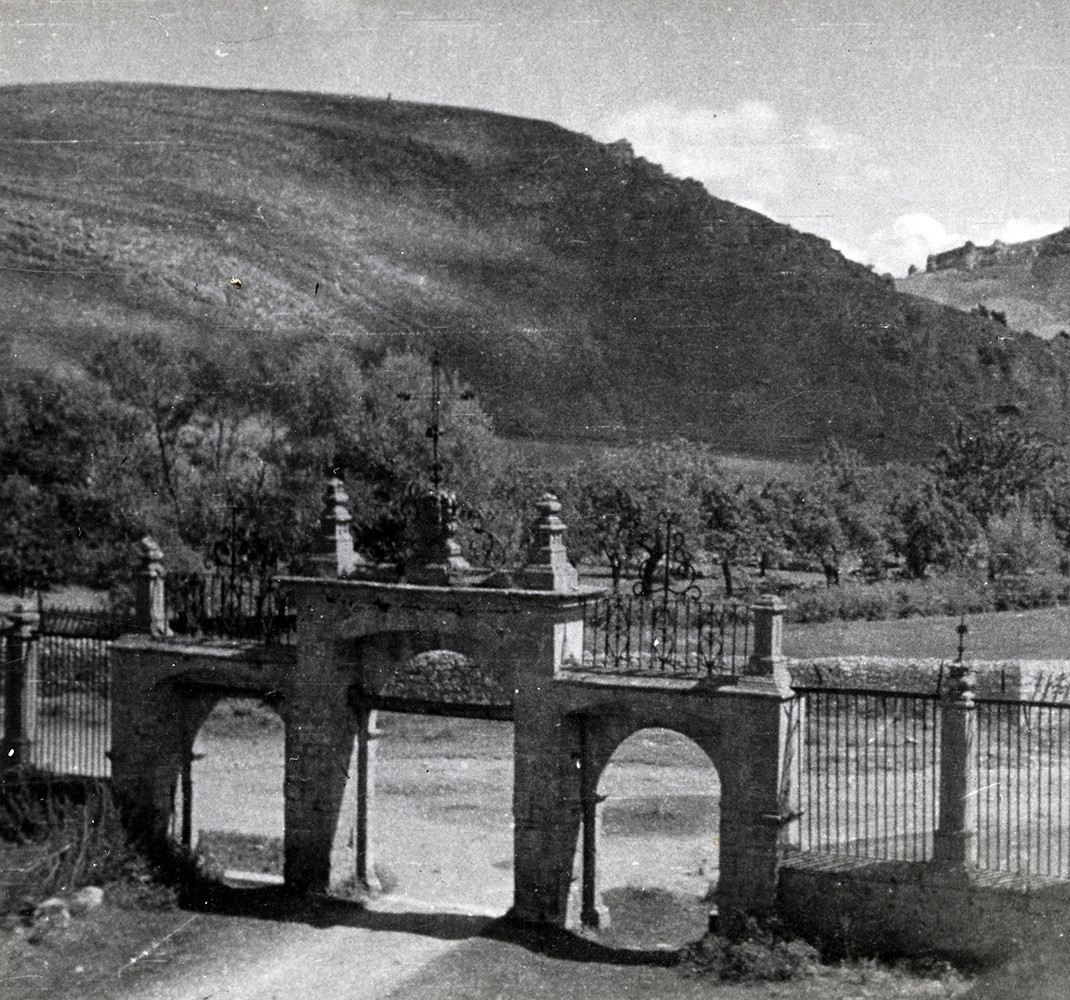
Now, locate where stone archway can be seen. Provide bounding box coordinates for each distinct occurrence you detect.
[184,695,287,881]
[112,583,796,936]
[572,725,722,945]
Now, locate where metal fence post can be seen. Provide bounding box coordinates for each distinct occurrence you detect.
[136,536,167,636]
[934,660,978,867]
[2,599,40,772]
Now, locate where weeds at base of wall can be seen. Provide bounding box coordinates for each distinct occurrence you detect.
[0,778,185,916]
[680,918,970,990]
[679,919,821,982]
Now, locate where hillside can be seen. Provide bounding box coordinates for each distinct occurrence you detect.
[4,81,1070,460]
[898,228,1070,341]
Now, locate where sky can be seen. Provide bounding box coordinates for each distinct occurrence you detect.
[3,0,1070,274]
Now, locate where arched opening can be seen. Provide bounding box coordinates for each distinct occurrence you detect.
[573,727,721,949]
[173,695,286,885]
[367,706,514,915]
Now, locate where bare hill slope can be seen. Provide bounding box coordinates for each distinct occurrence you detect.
[4,82,1070,459]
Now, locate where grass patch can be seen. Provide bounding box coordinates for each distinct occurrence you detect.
[196,830,283,877]
[787,605,1070,660]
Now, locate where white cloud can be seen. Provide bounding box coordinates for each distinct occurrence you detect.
[594,101,1065,279]
[595,100,792,204]
[993,217,1063,244]
[861,213,965,274]
[859,213,1065,277]
[593,100,886,247]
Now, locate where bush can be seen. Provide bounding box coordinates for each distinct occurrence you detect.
[986,515,1062,580]
[681,920,820,982]
[786,574,1070,624]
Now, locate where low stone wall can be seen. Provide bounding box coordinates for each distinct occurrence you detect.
[778,851,1070,966]
[790,657,1070,702]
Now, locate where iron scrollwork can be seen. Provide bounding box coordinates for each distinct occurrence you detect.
[631,512,701,670]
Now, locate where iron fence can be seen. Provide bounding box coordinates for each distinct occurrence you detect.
[975,698,1070,879]
[573,592,752,677]
[165,571,296,644]
[29,606,125,778]
[794,687,941,862]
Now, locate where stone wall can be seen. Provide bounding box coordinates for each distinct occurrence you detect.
[790,656,1070,703]
[779,852,1070,966]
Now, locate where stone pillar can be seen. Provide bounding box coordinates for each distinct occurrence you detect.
[405,489,470,585]
[518,494,579,592]
[135,536,168,636]
[933,660,978,867]
[309,478,364,578]
[355,706,382,893]
[1,600,40,771]
[284,708,358,895]
[742,594,789,688]
[510,615,587,927]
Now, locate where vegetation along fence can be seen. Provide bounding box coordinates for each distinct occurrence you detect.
[575,591,752,677]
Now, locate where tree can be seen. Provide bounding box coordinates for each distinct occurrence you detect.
[934,411,1058,530]
[887,477,978,579]
[698,481,759,597]
[0,363,144,588]
[789,488,846,586]
[563,441,711,593]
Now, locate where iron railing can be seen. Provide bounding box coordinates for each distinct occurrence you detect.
[975,698,1070,879]
[573,592,752,677]
[794,687,941,862]
[29,605,124,778]
[165,571,296,644]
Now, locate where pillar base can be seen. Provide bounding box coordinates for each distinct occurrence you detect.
[580,899,611,930]
[932,829,977,868]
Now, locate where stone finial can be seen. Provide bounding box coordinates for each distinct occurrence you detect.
[943,659,976,707]
[310,477,365,578]
[140,535,164,566]
[518,493,578,591]
[404,489,471,586]
[8,598,40,637]
[136,535,167,636]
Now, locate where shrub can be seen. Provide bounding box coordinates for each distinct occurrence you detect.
[986,514,1061,580]
[785,573,1070,625]
[681,920,821,982]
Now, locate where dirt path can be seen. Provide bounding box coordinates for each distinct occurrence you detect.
[27,710,969,999]
[107,898,496,1000]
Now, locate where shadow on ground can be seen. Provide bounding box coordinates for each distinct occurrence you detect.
[176,881,681,966]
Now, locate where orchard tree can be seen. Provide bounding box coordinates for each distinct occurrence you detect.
[698,480,759,597]
[935,410,1058,529]
[807,440,891,581]
[563,440,711,593]
[789,489,846,586]
[887,477,978,579]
